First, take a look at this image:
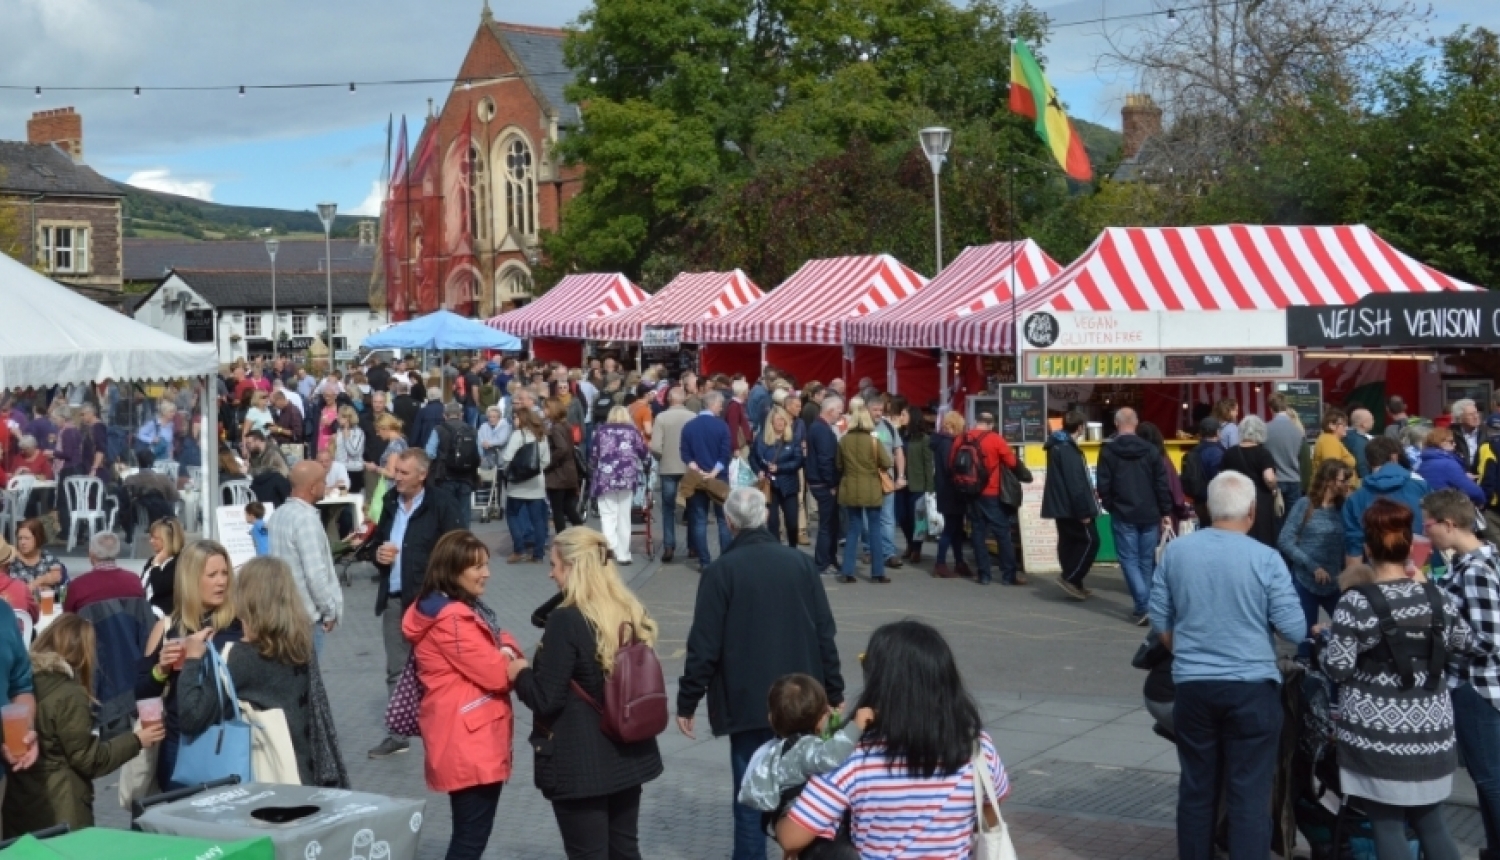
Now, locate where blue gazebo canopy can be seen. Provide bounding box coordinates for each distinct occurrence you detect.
[363,310,521,351]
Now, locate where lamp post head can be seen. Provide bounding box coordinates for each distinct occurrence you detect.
[919,127,952,175]
[316,202,338,233]
[265,237,280,261]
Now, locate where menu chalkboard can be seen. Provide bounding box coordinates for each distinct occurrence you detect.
[998,384,1048,445]
[1162,351,1295,379]
[1275,381,1322,440]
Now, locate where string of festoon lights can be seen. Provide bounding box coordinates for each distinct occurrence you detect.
[3,0,1256,99]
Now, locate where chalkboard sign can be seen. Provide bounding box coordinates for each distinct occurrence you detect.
[998,384,1048,445]
[1162,351,1295,379]
[184,309,214,343]
[1443,379,1493,414]
[1275,381,1322,439]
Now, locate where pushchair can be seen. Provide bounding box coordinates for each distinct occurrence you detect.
[473,466,503,524]
[630,458,656,561]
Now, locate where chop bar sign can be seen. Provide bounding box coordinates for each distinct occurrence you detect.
[1287,292,1500,348]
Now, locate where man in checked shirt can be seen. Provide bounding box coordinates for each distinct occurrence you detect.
[1423,488,1500,858]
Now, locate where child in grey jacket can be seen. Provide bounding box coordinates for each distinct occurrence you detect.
[738,674,875,814]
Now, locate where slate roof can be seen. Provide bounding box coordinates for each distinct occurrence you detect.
[489,22,582,127]
[0,140,122,197]
[164,269,373,310]
[124,238,375,282]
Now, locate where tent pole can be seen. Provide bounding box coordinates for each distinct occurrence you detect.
[887,348,897,395]
[940,350,950,413]
[200,377,218,540]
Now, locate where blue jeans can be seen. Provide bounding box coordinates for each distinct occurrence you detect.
[687,491,730,565]
[1277,481,1303,522]
[1291,578,1339,659]
[442,479,473,530]
[1112,519,1159,616]
[1174,680,1282,860]
[842,506,885,581]
[463,405,479,428]
[313,623,324,657]
[860,491,898,561]
[1454,682,1500,853]
[658,474,681,552]
[448,781,504,860]
[969,496,1017,584]
[730,728,776,860]
[508,497,549,558]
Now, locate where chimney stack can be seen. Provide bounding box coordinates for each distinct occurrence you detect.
[28,107,83,163]
[1120,94,1162,161]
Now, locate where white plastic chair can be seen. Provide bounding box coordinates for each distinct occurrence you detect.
[0,475,35,544]
[62,475,112,552]
[14,609,33,644]
[152,460,181,483]
[222,480,255,508]
[185,466,204,491]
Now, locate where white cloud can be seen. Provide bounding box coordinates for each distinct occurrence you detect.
[125,169,215,201]
[348,179,386,217]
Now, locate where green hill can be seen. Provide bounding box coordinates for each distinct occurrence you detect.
[1074,118,1123,171]
[117,182,365,241]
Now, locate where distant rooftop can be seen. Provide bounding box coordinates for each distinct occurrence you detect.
[0,140,121,197]
[124,237,376,282]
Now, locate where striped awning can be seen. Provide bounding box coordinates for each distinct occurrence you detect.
[697,255,926,345]
[844,241,1060,348]
[484,273,647,340]
[587,270,764,342]
[943,225,1481,355]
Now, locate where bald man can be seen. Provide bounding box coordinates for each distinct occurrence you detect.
[268,458,343,652]
[1345,408,1374,479]
[1096,407,1173,626]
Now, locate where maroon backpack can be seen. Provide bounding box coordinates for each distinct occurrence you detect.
[570,622,669,744]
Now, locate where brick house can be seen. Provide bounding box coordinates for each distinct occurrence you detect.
[387,7,584,319]
[0,108,125,305]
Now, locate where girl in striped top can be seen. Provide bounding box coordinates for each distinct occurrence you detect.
[778,620,1010,859]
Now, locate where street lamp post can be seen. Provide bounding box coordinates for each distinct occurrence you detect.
[316,202,337,360]
[919,127,952,274]
[265,237,280,361]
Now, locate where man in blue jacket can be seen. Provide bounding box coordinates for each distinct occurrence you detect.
[1342,435,1428,568]
[804,395,844,575]
[681,390,734,570]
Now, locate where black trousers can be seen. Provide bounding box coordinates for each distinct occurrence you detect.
[766,484,799,549]
[810,485,841,571]
[1056,518,1101,587]
[552,785,643,860]
[447,781,503,860]
[549,487,584,534]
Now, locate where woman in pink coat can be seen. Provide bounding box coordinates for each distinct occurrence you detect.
[404,530,527,860]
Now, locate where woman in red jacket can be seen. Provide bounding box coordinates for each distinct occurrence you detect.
[403,531,527,860]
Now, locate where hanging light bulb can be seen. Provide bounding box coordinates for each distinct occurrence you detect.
[34,86,40,98]
[1408,143,1415,151]
[589,74,598,85]
[721,64,729,75]
[1167,8,1181,26]
[134,86,141,98]
[859,51,869,62]
[239,85,246,97]
[349,82,356,94]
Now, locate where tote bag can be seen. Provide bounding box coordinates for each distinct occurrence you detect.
[116,717,159,808]
[223,643,301,785]
[171,644,253,786]
[385,651,424,738]
[972,746,1018,860]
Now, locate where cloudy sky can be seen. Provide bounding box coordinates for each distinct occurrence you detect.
[1,0,1492,216]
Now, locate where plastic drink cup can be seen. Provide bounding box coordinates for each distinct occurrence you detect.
[137,697,164,730]
[167,638,187,671]
[2,702,33,758]
[38,589,54,615]
[1411,535,1433,571]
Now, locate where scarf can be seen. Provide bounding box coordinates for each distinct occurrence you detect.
[472,598,503,639]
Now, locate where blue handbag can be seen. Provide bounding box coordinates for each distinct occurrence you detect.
[171,643,253,786]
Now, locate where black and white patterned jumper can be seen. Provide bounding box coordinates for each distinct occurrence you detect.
[1322,578,1474,805]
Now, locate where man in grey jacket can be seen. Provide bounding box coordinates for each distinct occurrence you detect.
[651,386,694,563]
[1264,393,1306,512]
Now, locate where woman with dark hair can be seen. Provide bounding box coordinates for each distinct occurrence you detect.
[1320,499,1472,860]
[778,619,1009,856]
[896,404,933,564]
[9,518,65,590]
[1139,422,1188,529]
[1278,459,1353,657]
[404,531,524,860]
[543,397,586,537]
[1213,398,1241,448]
[502,407,551,563]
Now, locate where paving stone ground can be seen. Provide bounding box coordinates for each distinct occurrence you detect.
[86,517,1486,858]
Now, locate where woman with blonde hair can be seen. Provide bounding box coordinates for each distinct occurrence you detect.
[141,516,185,617]
[929,410,971,578]
[179,557,347,787]
[334,404,366,493]
[513,526,663,859]
[136,539,243,790]
[589,406,649,565]
[836,407,892,584]
[751,405,805,549]
[2,615,164,836]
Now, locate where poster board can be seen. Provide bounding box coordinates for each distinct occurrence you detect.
[1275,381,1323,439]
[641,325,698,378]
[1017,465,1060,575]
[1443,379,1493,414]
[215,503,272,571]
[998,385,1048,446]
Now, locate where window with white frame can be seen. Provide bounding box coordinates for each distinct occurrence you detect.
[330,312,342,335]
[244,313,261,337]
[292,312,308,336]
[39,224,90,274]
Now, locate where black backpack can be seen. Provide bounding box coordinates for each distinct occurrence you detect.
[440,421,482,474]
[1352,581,1450,691]
[591,391,617,425]
[950,432,990,497]
[1180,445,1207,502]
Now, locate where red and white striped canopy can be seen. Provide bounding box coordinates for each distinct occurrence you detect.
[587,270,764,342]
[485,273,647,340]
[944,224,1481,355]
[844,241,1060,348]
[697,255,926,345]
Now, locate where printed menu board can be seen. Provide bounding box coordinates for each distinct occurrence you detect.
[998,385,1048,445]
[1275,381,1323,440]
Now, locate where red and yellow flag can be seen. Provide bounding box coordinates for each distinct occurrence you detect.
[1008,40,1093,182]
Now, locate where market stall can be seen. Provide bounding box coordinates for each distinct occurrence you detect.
[844,240,1059,408]
[586,270,764,377]
[695,255,926,385]
[484,272,647,365]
